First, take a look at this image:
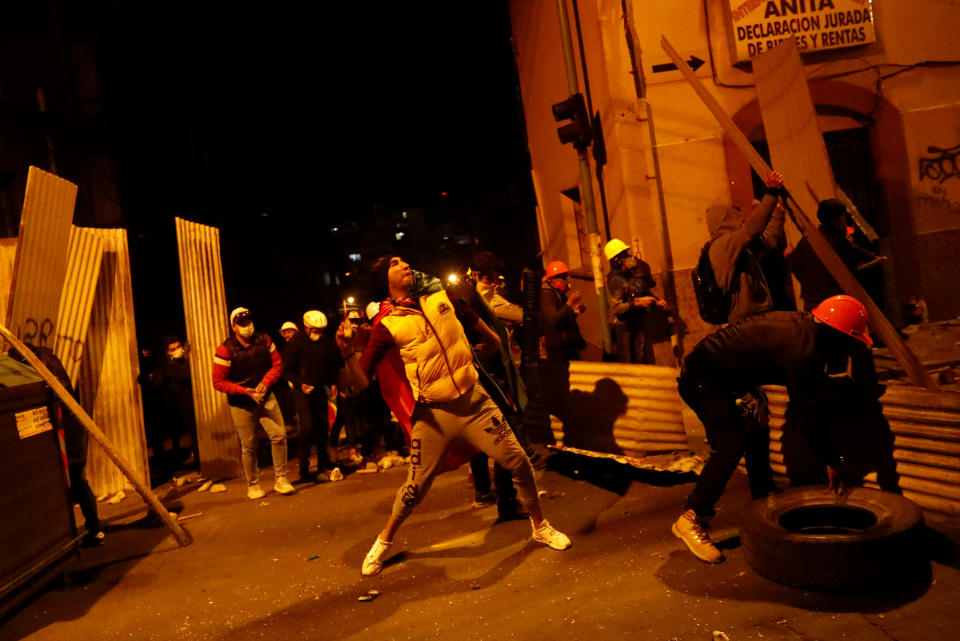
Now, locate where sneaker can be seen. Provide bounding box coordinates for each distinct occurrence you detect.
[531,520,571,550]
[81,531,105,548]
[672,509,723,563]
[274,477,295,495]
[361,537,393,576]
[247,484,265,500]
[472,492,497,509]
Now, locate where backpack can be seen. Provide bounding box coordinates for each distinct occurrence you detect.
[691,240,732,325]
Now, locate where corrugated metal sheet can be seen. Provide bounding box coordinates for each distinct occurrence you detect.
[529,361,688,457]
[0,238,17,325]
[764,385,960,517]
[175,217,240,480]
[5,167,76,345]
[80,229,150,497]
[54,227,104,385]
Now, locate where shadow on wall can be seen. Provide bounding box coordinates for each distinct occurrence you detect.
[539,372,629,455]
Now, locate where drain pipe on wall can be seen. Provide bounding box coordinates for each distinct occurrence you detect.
[621,1,684,361]
[555,0,613,356]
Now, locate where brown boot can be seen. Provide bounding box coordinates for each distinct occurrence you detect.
[672,509,723,563]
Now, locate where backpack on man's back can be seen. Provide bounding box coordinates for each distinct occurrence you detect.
[691,240,732,325]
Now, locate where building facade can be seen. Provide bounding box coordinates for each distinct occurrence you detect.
[509,0,960,354]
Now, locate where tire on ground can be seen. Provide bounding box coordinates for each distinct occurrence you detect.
[739,486,926,591]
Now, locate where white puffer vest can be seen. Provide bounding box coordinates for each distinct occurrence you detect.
[380,290,478,402]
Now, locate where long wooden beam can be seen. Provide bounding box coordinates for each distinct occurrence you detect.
[660,36,936,389]
[0,321,193,547]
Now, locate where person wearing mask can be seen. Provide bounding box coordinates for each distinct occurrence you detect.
[148,336,199,469]
[336,255,572,577]
[282,310,344,482]
[212,307,294,499]
[540,260,586,361]
[604,238,667,364]
[671,295,896,563]
[279,321,299,344]
[472,250,523,325]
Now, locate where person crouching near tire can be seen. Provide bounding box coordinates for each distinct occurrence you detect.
[672,295,883,563]
[336,255,572,577]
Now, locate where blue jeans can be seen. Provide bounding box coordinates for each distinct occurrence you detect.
[229,393,288,484]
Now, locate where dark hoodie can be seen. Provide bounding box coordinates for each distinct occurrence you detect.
[704,191,784,322]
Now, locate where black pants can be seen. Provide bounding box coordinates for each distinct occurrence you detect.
[678,374,776,518]
[293,388,333,474]
[69,464,99,534]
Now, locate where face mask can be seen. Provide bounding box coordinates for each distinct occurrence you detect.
[551,278,569,293]
[171,347,185,360]
[308,332,321,342]
[238,324,255,339]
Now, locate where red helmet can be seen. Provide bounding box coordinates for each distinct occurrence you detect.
[812,295,873,346]
[545,260,570,279]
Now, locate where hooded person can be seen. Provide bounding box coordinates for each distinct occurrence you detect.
[703,170,785,323]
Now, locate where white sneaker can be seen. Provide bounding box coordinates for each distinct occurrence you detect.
[273,477,295,495]
[531,520,572,550]
[247,484,265,500]
[361,537,393,576]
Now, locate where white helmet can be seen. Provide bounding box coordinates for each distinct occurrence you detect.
[365,301,381,321]
[302,310,327,330]
[279,321,298,333]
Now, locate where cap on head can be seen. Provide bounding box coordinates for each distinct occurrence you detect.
[604,238,630,261]
[230,307,252,326]
[545,260,569,279]
[279,321,298,333]
[811,294,873,346]
[303,310,327,330]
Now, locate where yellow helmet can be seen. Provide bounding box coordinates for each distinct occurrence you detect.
[604,238,630,261]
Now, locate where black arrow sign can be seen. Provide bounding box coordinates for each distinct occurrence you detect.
[652,55,705,74]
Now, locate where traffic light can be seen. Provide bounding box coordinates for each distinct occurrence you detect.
[552,93,591,151]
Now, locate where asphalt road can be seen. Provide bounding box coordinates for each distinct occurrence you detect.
[3,452,960,641]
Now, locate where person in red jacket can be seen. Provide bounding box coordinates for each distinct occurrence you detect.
[212,307,294,499]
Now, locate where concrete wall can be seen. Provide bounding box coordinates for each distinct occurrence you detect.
[510,0,960,356]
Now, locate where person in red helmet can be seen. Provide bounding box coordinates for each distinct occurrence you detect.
[671,295,898,564]
[540,260,586,361]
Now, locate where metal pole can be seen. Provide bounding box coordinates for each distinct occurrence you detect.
[555,0,612,356]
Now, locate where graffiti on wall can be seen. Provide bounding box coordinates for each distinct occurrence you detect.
[916,141,960,223]
[919,144,960,184]
[14,317,85,364]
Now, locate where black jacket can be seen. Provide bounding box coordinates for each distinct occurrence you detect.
[540,286,585,361]
[281,331,344,391]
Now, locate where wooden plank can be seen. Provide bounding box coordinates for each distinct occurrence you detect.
[660,36,936,389]
[0,320,190,547]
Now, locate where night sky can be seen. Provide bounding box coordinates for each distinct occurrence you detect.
[86,1,539,344]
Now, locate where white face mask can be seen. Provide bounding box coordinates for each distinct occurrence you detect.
[238,324,255,339]
[308,332,321,342]
[171,347,185,360]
